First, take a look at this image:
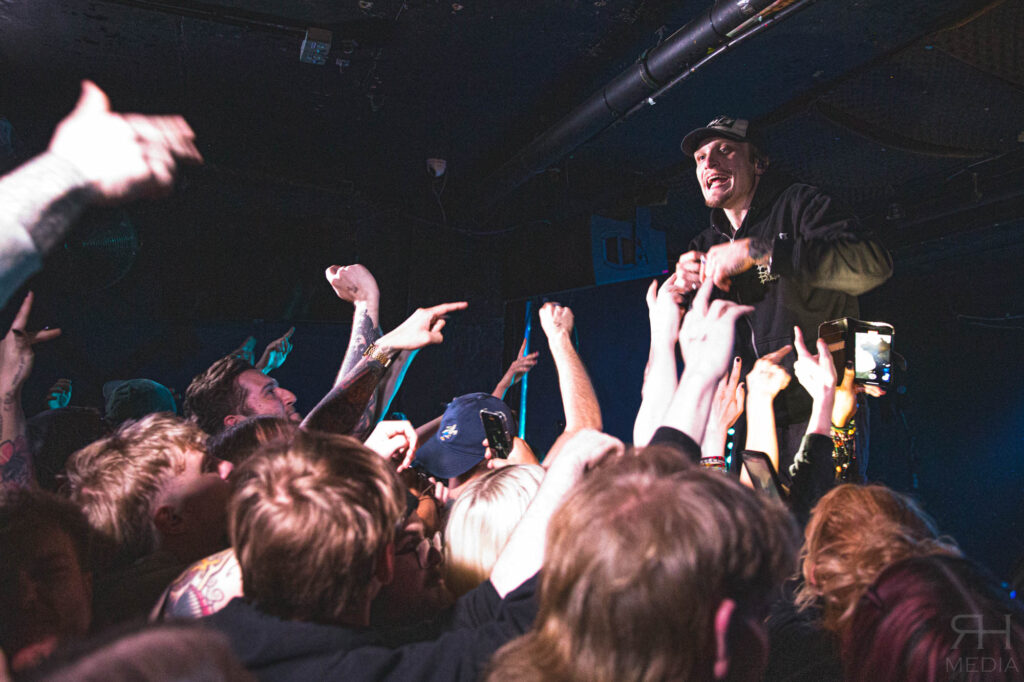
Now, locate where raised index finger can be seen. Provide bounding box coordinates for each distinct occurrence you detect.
[690,276,714,315]
[283,326,295,340]
[11,291,34,330]
[427,301,468,317]
[792,325,813,359]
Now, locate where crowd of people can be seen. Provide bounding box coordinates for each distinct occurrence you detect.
[0,84,1021,681]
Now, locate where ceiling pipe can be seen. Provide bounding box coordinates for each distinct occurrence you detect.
[471,0,779,218]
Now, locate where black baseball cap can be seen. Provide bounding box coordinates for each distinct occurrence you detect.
[681,115,765,156]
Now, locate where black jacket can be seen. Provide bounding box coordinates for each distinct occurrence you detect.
[689,171,893,424]
[203,575,538,682]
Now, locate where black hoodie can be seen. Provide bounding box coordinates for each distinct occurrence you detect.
[689,171,893,426]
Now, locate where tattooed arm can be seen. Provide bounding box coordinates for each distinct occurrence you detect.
[0,293,61,489]
[0,154,90,308]
[301,301,468,436]
[0,81,201,309]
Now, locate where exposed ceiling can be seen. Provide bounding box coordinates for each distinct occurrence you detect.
[1,0,1022,319]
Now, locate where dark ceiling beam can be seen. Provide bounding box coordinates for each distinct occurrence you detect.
[97,0,308,35]
[469,0,787,219]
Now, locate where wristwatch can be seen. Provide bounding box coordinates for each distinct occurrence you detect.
[362,343,392,368]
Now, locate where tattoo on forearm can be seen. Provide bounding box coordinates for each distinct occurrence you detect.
[0,153,91,255]
[340,310,381,379]
[337,309,383,439]
[0,435,34,488]
[304,357,386,436]
[748,237,772,263]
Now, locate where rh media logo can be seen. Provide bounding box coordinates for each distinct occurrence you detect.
[947,614,1019,674]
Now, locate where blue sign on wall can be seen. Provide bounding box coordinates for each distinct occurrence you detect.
[590,207,668,285]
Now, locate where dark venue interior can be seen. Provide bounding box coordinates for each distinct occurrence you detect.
[1,0,1021,588]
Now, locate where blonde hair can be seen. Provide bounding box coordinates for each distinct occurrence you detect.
[796,484,959,637]
[444,464,543,597]
[230,430,404,624]
[65,413,206,566]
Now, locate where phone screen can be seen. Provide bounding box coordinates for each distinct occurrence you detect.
[854,331,892,385]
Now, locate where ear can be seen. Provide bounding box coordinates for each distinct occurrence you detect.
[223,414,244,429]
[153,505,186,536]
[374,541,395,586]
[754,158,768,175]
[713,598,737,680]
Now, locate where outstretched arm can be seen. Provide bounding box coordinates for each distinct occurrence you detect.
[701,357,745,465]
[492,339,538,400]
[301,301,467,434]
[0,293,61,489]
[539,302,601,435]
[0,81,202,308]
[658,277,755,447]
[634,275,683,446]
[489,429,624,597]
[743,345,793,472]
[255,327,295,374]
[787,326,840,518]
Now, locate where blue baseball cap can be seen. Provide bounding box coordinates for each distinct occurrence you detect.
[413,392,517,479]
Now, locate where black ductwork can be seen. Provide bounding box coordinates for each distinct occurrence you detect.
[472,0,779,216]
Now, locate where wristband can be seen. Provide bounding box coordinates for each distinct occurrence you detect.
[700,456,728,472]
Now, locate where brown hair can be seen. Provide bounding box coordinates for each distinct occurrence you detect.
[796,484,959,637]
[229,429,405,625]
[0,487,93,569]
[64,413,206,566]
[487,464,798,682]
[207,415,298,466]
[184,355,252,435]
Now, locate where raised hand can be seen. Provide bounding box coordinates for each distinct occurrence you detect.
[678,277,754,380]
[44,378,73,410]
[325,264,379,306]
[48,81,202,202]
[493,339,539,398]
[648,273,685,347]
[792,326,837,403]
[675,250,705,292]
[364,419,419,470]
[744,345,793,400]
[377,301,468,353]
[232,336,258,365]
[257,327,295,374]
[0,293,61,396]
[709,357,745,432]
[506,340,540,381]
[538,301,574,340]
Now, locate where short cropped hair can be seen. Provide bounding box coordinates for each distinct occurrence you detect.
[65,413,206,566]
[444,464,543,597]
[184,356,252,435]
[487,464,798,682]
[796,484,959,637]
[844,555,1024,682]
[230,429,405,624]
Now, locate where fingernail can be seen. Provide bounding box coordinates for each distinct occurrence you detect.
[734,357,741,363]
[845,360,854,369]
